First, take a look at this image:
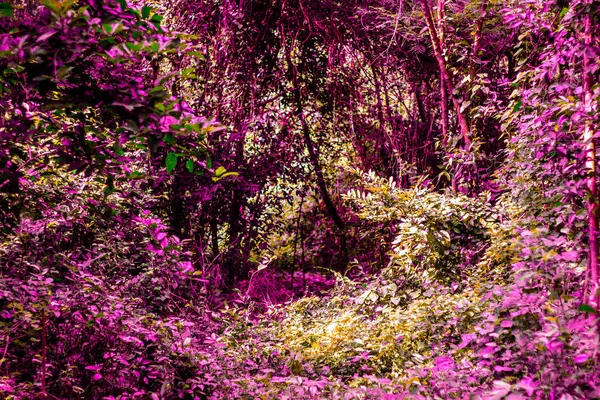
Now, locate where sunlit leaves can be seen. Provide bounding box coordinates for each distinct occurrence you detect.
[212,166,239,182]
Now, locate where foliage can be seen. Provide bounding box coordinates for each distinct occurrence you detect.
[1,0,600,398]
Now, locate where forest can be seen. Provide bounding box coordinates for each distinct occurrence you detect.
[0,0,599,398]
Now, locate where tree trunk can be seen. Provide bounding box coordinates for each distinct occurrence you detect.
[469,0,489,82]
[297,107,345,233]
[437,0,449,146]
[282,32,347,268]
[224,122,247,288]
[419,0,471,148]
[583,12,599,315]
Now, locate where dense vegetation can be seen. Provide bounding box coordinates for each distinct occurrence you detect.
[1,0,599,398]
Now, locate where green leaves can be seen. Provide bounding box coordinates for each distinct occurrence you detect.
[42,0,76,15]
[0,2,14,18]
[185,159,195,173]
[181,67,197,80]
[150,13,163,29]
[165,152,178,173]
[166,154,199,174]
[141,5,152,19]
[578,304,597,314]
[513,101,522,112]
[559,7,569,18]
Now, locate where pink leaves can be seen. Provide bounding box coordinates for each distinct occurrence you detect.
[159,115,178,132]
[120,335,144,346]
[515,377,538,397]
[573,354,589,364]
[500,319,513,328]
[557,251,580,262]
[546,340,564,353]
[480,343,499,358]
[146,243,164,255]
[489,380,511,399]
[86,365,103,381]
[179,261,193,274]
[433,356,455,372]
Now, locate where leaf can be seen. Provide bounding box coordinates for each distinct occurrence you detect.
[0,3,14,18]
[186,159,194,172]
[459,100,471,113]
[165,152,178,173]
[559,7,568,18]
[42,0,60,13]
[578,304,597,314]
[574,354,589,364]
[181,67,196,79]
[141,5,152,19]
[560,250,579,262]
[215,166,226,177]
[212,170,239,182]
[513,101,522,112]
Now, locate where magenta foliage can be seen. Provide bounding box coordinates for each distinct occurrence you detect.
[1,0,600,398]
[0,0,219,397]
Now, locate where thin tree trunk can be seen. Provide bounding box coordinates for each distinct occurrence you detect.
[290,193,305,293]
[41,307,47,398]
[282,28,345,233]
[437,0,449,146]
[583,12,599,314]
[419,0,471,148]
[470,0,489,82]
[280,10,346,268]
[372,64,388,171]
[224,122,247,288]
[297,107,345,232]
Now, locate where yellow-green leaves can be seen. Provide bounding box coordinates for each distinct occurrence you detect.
[212,166,239,182]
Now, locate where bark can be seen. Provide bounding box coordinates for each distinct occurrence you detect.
[419,0,471,148]
[437,0,449,146]
[297,107,345,232]
[372,64,391,172]
[170,174,188,238]
[224,122,248,288]
[470,0,489,82]
[413,81,427,124]
[290,194,305,292]
[583,12,599,314]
